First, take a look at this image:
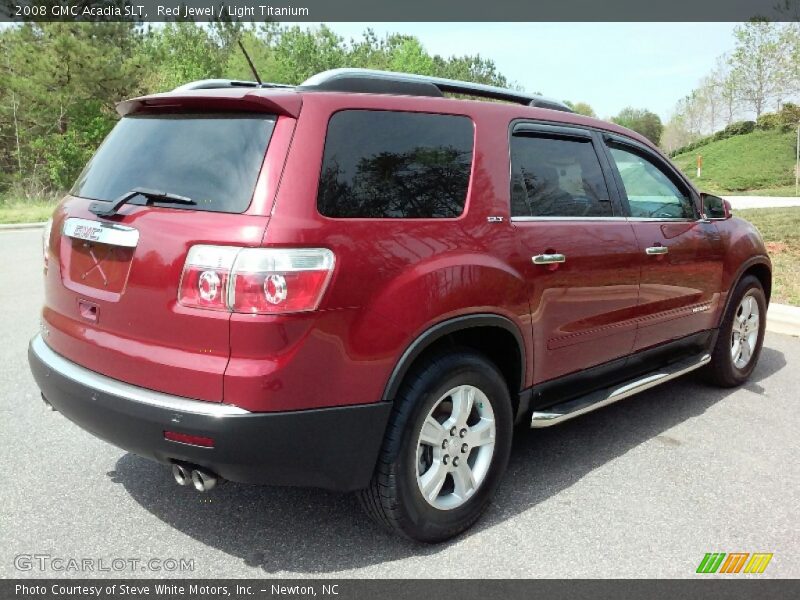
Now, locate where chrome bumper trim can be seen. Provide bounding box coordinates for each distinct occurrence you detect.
[30,334,250,416]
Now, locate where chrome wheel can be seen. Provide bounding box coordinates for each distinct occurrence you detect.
[415,385,496,510]
[731,293,760,369]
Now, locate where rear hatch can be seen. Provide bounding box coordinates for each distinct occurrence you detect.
[42,96,296,402]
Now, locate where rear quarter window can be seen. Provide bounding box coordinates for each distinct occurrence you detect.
[316,110,474,218]
[71,114,275,213]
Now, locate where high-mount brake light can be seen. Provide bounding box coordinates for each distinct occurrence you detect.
[178,246,335,314]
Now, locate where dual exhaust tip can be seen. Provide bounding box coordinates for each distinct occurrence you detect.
[172,463,219,492]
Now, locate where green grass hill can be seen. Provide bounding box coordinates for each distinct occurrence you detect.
[672,129,797,195]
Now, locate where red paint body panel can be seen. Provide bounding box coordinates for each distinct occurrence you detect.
[630,220,725,351]
[40,87,771,414]
[512,220,641,382]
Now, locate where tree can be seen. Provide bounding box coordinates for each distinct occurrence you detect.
[0,23,143,191]
[564,101,596,117]
[729,20,792,118]
[611,107,664,144]
[0,22,515,198]
[660,114,696,154]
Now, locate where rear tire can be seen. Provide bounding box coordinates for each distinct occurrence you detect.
[704,275,766,387]
[358,349,513,543]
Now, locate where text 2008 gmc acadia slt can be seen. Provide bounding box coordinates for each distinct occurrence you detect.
[28,69,771,542]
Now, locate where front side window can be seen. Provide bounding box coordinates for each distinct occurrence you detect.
[608,145,694,219]
[510,134,612,218]
[72,114,275,213]
[317,110,474,218]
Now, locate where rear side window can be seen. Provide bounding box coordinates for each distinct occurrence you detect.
[72,114,275,213]
[511,134,612,218]
[317,110,474,218]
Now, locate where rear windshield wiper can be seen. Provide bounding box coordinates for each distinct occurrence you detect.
[89,187,196,217]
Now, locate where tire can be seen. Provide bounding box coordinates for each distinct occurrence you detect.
[358,349,513,543]
[704,275,767,387]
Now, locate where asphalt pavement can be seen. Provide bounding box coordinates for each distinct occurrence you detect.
[1,229,798,578]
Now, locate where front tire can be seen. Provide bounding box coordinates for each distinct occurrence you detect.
[705,275,767,387]
[358,349,513,543]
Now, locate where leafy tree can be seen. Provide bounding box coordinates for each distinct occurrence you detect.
[564,101,596,117]
[729,20,792,118]
[611,107,664,144]
[0,22,143,191]
[0,22,514,198]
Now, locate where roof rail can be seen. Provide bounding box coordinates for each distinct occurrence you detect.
[173,79,292,91]
[299,68,573,113]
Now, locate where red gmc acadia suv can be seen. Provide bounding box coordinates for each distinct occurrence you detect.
[28,69,771,542]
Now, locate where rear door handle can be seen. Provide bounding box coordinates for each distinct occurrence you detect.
[645,246,668,255]
[532,253,566,265]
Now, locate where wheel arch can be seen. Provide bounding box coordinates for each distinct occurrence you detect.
[719,256,772,327]
[381,313,527,408]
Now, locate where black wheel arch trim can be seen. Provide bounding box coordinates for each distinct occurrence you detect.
[381,313,527,403]
[719,255,772,327]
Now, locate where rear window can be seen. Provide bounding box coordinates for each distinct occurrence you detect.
[317,110,474,218]
[71,114,275,213]
[511,134,612,218]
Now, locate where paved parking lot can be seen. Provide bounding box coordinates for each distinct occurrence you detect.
[1,229,798,578]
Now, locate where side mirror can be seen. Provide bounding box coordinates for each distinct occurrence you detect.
[701,193,731,220]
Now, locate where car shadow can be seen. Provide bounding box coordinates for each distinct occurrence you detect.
[113,345,786,574]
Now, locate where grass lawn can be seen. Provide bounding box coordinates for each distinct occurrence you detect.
[735,207,800,306]
[673,129,797,195]
[0,198,58,224]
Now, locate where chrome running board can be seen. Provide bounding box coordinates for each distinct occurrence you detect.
[530,352,711,428]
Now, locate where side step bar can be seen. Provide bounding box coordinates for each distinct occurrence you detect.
[531,352,711,428]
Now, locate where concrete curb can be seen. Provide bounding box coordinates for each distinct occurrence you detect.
[0,221,46,231]
[767,303,800,337]
[724,196,800,210]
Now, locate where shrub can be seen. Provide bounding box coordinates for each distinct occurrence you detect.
[724,120,756,136]
[756,113,781,130]
[778,103,800,130]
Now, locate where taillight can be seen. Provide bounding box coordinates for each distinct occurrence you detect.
[178,245,239,311]
[178,246,335,315]
[42,217,53,273]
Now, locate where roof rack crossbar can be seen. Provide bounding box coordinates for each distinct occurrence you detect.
[298,68,574,113]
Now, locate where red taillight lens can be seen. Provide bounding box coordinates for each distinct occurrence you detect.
[230,248,335,314]
[178,246,335,315]
[178,245,239,311]
[164,431,215,448]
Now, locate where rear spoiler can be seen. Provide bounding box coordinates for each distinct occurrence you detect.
[117,89,302,119]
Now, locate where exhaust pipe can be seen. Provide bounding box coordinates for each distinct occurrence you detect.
[190,468,218,492]
[172,464,191,486]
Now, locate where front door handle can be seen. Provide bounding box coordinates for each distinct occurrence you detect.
[645,246,668,255]
[533,253,566,265]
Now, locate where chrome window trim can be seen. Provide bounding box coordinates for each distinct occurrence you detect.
[62,217,140,248]
[510,216,628,222]
[626,217,698,222]
[511,216,707,223]
[30,334,250,416]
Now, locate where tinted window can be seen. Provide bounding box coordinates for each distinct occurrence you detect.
[317,110,473,218]
[510,134,612,217]
[72,114,275,213]
[608,145,694,219]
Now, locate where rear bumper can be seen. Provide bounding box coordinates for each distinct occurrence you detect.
[28,335,392,491]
